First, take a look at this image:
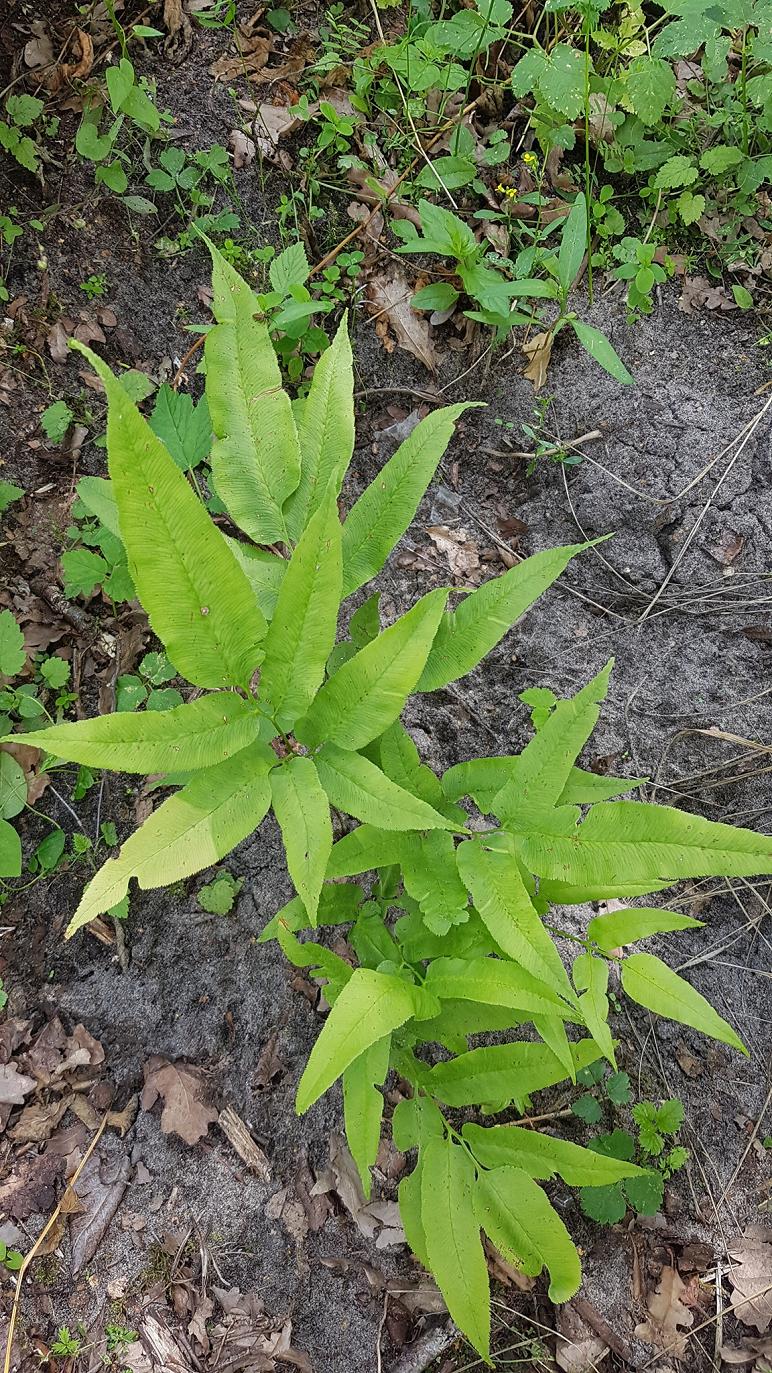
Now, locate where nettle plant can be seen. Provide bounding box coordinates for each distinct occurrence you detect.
[10,241,772,1362]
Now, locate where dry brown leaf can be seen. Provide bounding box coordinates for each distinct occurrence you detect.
[311,1133,405,1245]
[24,22,55,69]
[188,1295,214,1354]
[678,275,736,314]
[367,269,440,373]
[729,1231,772,1333]
[0,1150,63,1219]
[47,320,71,363]
[675,1041,704,1078]
[426,525,481,580]
[141,1057,218,1145]
[8,1096,69,1143]
[229,128,256,169]
[483,1236,535,1292]
[211,35,271,81]
[588,92,617,143]
[634,1266,695,1358]
[707,529,744,565]
[1,739,50,806]
[347,200,385,247]
[253,1032,285,1090]
[721,1335,772,1370]
[556,1302,609,1373]
[46,29,94,93]
[253,103,303,161]
[522,330,553,390]
[0,1063,36,1106]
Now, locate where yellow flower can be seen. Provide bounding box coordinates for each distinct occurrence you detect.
[523,151,539,169]
[496,182,518,200]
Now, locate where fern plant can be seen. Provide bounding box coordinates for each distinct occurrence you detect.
[10,239,772,1363]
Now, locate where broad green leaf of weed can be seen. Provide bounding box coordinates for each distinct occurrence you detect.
[421,1137,490,1360]
[343,1035,391,1197]
[68,742,275,934]
[0,611,25,676]
[476,1164,581,1302]
[579,1182,627,1224]
[71,341,267,690]
[624,56,677,124]
[622,953,746,1054]
[13,694,263,774]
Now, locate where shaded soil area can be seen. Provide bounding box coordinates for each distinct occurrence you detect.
[1,7,772,1372]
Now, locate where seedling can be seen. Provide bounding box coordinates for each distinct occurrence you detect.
[400,195,634,382]
[578,1098,688,1223]
[11,243,772,1364]
[49,1328,83,1357]
[0,1239,22,1273]
[80,274,109,300]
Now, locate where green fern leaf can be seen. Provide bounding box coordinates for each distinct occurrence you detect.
[512,800,772,886]
[270,755,332,924]
[13,694,263,773]
[426,1037,601,1107]
[296,968,437,1111]
[573,952,615,1066]
[67,742,275,935]
[260,486,342,730]
[621,952,746,1054]
[492,662,612,821]
[204,238,301,544]
[425,956,572,1018]
[284,316,354,541]
[70,343,267,690]
[588,906,703,951]
[417,545,586,693]
[462,1122,646,1186]
[315,744,460,831]
[475,1165,581,1302]
[343,1035,391,1198]
[421,1137,490,1360]
[457,839,573,998]
[340,404,478,598]
[296,589,447,751]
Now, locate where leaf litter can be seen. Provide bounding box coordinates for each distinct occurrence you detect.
[729,1229,772,1334]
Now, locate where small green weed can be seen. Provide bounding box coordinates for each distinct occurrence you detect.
[80,274,109,300]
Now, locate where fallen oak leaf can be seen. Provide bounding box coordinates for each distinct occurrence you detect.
[367,268,441,373]
[229,129,256,169]
[729,1230,772,1334]
[141,1057,218,1146]
[721,1335,772,1368]
[634,1266,695,1359]
[0,1063,36,1106]
[253,102,304,162]
[426,525,481,581]
[210,34,271,81]
[522,330,553,391]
